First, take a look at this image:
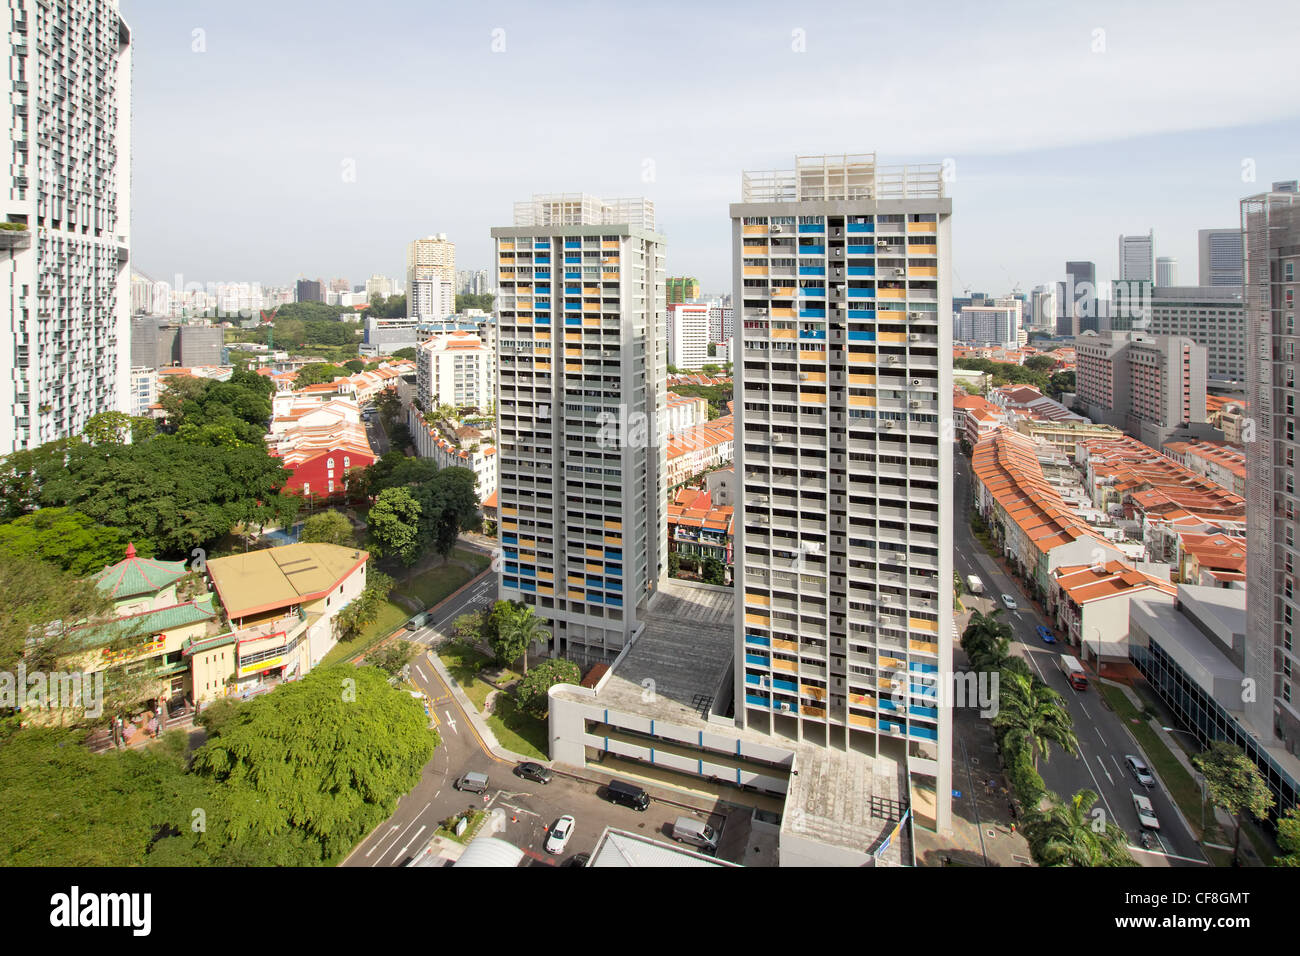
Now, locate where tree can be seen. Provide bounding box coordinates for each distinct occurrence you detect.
[83,411,133,446]
[452,611,486,645]
[336,571,395,643]
[1277,807,1300,867]
[702,556,727,586]
[1194,742,1276,865]
[1023,789,1137,867]
[195,698,243,738]
[0,507,134,575]
[487,600,548,674]
[189,665,437,865]
[1048,371,1076,396]
[992,670,1078,771]
[130,416,158,445]
[366,639,417,676]
[391,347,417,361]
[343,359,364,374]
[668,552,681,576]
[455,292,494,313]
[367,488,422,565]
[301,510,354,546]
[1023,354,1057,374]
[0,554,114,672]
[293,363,343,389]
[514,658,581,718]
[415,467,480,560]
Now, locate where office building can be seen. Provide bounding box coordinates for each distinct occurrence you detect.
[1119,230,1156,282]
[0,0,133,452]
[1242,181,1300,760]
[730,152,953,833]
[956,304,1018,347]
[1030,284,1057,331]
[1199,228,1244,288]
[1156,257,1178,288]
[1075,330,1207,447]
[1147,286,1245,386]
[130,317,224,369]
[365,273,397,301]
[1060,261,1098,335]
[492,193,667,665]
[296,279,324,304]
[668,303,711,369]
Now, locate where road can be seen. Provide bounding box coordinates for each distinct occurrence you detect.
[363,413,390,456]
[953,454,1207,867]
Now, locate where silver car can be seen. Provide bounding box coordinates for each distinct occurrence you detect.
[1000,593,1018,611]
[1126,754,1156,788]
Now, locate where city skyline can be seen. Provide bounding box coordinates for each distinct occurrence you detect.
[123,1,1299,295]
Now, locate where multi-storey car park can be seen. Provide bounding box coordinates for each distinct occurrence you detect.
[728,154,954,831]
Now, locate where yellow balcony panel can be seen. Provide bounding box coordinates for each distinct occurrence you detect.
[771,328,796,339]
[534,362,551,372]
[501,507,518,516]
[565,332,582,341]
[878,331,906,343]
[585,547,603,558]
[538,572,554,582]
[518,553,536,564]
[565,363,582,373]
[604,520,622,530]
[743,224,769,235]
[602,241,621,250]
[801,705,827,718]
[743,266,770,277]
[799,349,825,362]
[801,684,827,701]
[877,310,906,321]
[538,585,554,595]
[565,348,582,357]
[849,713,876,729]
[745,245,769,256]
[771,308,797,318]
[771,286,796,297]
[583,302,600,312]
[533,331,551,341]
[568,589,584,599]
[910,244,938,255]
[583,319,600,327]
[880,656,904,669]
[602,272,620,280]
[849,394,876,408]
[498,242,515,251]
[603,535,622,545]
[568,575,585,586]
[876,677,896,690]
[849,693,877,707]
[849,373,877,385]
[799,391,827,404]
[911,266,938,277]
[910,640,939,655]
[772,658,797,673]
[878,289,906,299]
[517,316,533,325]
[746,593,771,606]
[910,618,939,633]
[586,563,603,574]
[497,259,513,267]
[771,638,798,652]
[907,221,937,233]
[583,287,600,295]
[501,521,519,531]
[745,613,770,626]
[518,538,536,548]
[848,352,877,364]
[601,256,620,264]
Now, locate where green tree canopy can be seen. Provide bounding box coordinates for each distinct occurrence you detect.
[993,670,1079,771]
[1024,789,1137,867]
[0,507,134,576]
[368,487,422,565]
[515,658,581,718]
[301,510,354,546]
[1194,741,1276,865]
[293,363,345,389]
[0,553,114,671]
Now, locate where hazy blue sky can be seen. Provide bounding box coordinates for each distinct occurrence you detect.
[125,0,1300,296]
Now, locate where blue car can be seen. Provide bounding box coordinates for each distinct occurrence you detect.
[1036,625,1056,644]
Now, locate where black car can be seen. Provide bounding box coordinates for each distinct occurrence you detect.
[563,852,590,868]
[515,762,553,784]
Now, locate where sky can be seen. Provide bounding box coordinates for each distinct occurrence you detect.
[124,0,1300,297]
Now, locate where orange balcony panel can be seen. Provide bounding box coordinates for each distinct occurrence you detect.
[746,592,771,606]
[771,328,796,339]
[518,553,536,564]
[771,638,798,652]
[848,352,877,364]
[745,613,770,626]
[498,242,515,251]
[880,656,904,669]
[799,391,827,404]
[566,348,582,357]
[501,507,518,516]
[772,658,797,673]
[565,332,582,341]
[799,349,824,362]
[848,713,876,729]
[565,363,582,373]
[907,221,937,233]
[849,373,876,385]
[911,266,938,277]
[568,589,585,599]
[743,266,770,277]
[602,241,620,250]
[801,705,827,718]
[910,244,938,255]
[585,548,603,558]
[568,575,585,586]
[586,563,603,574]
[604,535,621,546]
[537,571,554,581]
[771,308,797,318]
[602,272,620,280]
[518,537,536,548]
[583,287,600,295]
[849,395,876,407]
[604,520,622,530]
[583,319,599,327]
[800,371,827,383]
[878,289,906,300]
[801,684,827,701]
[501,521,519,531]
[849,693,877,707]
[910,640,939,655]
[538,585,554,595]
[583,302,601,312]
[878,331,906,343]
[910,618,939,633]
[743,224,769,235]
[771,286,796,297]
[745,245,769,255]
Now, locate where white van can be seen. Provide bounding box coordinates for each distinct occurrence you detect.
[672,816,719,852]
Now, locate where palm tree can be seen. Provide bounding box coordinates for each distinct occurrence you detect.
[501,604,549,676]
[993,671,1079,771]
[961,610,1013,671]
[1024,789,1136,866]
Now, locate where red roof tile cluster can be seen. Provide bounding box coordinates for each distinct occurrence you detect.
[1053,559,1176,604]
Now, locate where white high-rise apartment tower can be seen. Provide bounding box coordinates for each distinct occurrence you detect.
[407,234,455,320]
[492,194,667,666]
[1,1,132,452]
[731,154,954,831]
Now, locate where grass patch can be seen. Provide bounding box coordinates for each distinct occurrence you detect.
[436,809,486,845]
[439,641,495,712]
[1097,682,1223,844]
[319,599,409,668]
[487,694,548,760]
[393,562,476,610]
[454,546,491,574]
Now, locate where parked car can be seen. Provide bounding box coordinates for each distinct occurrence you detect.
[603,779,651,811]
[545,815,576,855]
[1000,593,1018,611]
[1035,625,1056,644]
[562,852,590,868]
[1133,793,1160,830]
[514,761,553,784]
[1126,754,1156,788]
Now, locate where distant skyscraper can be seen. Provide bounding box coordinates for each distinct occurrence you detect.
[1243,181,1300,760]
[730,152,953,832]
[296,279,324,304]
[1156,257,1177,287]
[1198,228,1245,287]
[1030,285,1057,331]
[0,1,133,452]
[407,234,456,319]
[365,274,396,301]
[1119,231,1156,282]
[667,303,710,369]
[492,194,666,666]
[1060,261,1098,335]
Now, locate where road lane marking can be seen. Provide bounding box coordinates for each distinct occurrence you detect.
[373,804,431,866]
[394,825,426,862]
[1096,754,1114,785]
[414,664,428,684]
[1078,746,1119,825]
[365,824,399,857]
[445,712,458,734]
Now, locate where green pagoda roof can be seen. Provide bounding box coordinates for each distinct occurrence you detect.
[93,543,189,599]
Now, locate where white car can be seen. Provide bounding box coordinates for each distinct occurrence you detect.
[1000,593,1018,611]
[1132,793,1160,830]
[1126,754,1156,788]
[545,815,575,855]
